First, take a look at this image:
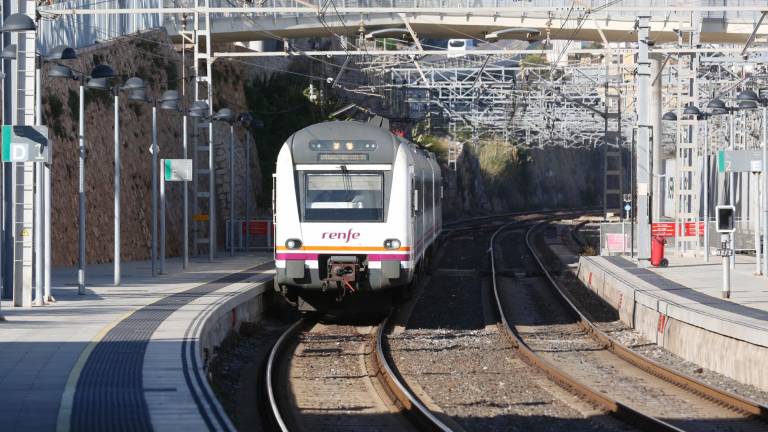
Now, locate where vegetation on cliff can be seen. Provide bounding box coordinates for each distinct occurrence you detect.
[243,71,342,208]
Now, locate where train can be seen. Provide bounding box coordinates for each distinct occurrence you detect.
[272,120,442,314]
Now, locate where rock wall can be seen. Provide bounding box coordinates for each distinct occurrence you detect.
[42,31,280,266]
[442,143,604,219]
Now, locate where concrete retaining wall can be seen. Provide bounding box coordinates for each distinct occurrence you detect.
[199,279,273,370]
[577,256,768,391]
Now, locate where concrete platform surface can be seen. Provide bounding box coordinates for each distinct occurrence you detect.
[578,252,768,390]
[0,253,273,432]
[604,254,768,342]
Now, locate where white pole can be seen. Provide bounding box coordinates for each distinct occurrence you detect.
[114,92,121,285]
[244,131,250,252]
[78,83,86,294]
[763,106,768,276]
[704,118,710,262]
[151,104,158,276]
[160,158,166,273]
[183,114,189,269]
[209,118,215,262]
[757,172,762,274]
[34,164,42,305]
[43,160,51,301]
[229,123,234,257]
[34,55,43,305]
[722,233,731,299]
[730,112,736,269]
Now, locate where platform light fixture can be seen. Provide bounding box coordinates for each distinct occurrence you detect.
[213,108,237,257]
[0,13,35,32]
[35,46,78,303]
[156,89,183,272]
[662,111,677,121]
[0,44,16,60]
[734,88,768,275]
[84,76,146,286]
[48,63,115,295]
[683,104,703,117]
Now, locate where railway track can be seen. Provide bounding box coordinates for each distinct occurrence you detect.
[266,315,454,432]
[490,219,768,432]
[263,211,599,432]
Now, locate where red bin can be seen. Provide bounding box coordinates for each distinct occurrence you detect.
[651,236,668,267]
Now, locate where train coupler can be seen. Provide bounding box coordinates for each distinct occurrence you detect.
[325,256,359,301]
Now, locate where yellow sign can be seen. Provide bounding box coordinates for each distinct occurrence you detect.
[192,214,209,222]
[20,228,31,237]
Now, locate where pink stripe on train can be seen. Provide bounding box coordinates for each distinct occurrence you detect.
[276,253,409,261]
[276,253,319,260]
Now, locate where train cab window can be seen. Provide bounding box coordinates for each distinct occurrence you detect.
[303,173,384,222]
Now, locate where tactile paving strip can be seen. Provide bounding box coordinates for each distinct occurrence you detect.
[70,261,273,431]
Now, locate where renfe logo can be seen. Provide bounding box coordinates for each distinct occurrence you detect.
[322,229,361,243]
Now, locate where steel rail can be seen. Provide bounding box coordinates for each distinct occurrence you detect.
[266,318,305,432]
[374,315,456,432]
[266,316,455,431]
[527,221,768,420]
[489,220,685,432]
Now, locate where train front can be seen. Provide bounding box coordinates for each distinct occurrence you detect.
[273,122,410,312]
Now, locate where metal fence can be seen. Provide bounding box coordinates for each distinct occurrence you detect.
[224,219,274,252]
[600,219,759,257]
[599,222,635,256]
[708,220,755,251]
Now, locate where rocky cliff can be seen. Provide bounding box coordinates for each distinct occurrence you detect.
[442,141,604,219]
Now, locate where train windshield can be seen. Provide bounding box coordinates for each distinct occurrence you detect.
[303,172,384,222]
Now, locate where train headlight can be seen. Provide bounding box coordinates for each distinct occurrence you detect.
[383,239,401,250]
[285,239,303,250]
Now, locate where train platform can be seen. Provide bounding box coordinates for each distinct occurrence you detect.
[577,252,768,391]
[0,253,274,432]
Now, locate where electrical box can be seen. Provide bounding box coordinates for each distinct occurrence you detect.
[716,205,736,233]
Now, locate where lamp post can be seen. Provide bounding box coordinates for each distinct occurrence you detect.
[238,113,253,253]
[213,108,236,257]
[50,63,116,294]
[38,45,77,302]
[237,113,262,253]
[734,89,766,275]
[86,76,145,285]
[156,90,182,273]
[128,86,173,275]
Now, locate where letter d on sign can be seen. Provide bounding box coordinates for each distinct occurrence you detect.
[11,144,26,161]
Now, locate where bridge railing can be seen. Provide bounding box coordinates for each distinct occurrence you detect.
[42,0,162,50]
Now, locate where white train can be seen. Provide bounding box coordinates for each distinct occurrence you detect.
[273,121,442,312]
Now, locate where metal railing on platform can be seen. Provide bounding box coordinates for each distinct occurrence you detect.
[600,219,760,257]
[224,219,274,252]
